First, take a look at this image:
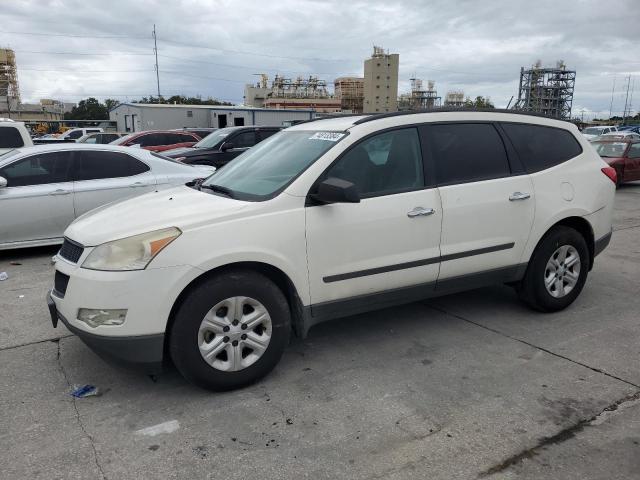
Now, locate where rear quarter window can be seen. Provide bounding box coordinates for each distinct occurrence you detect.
[501,123,582,173]
[0,126,25,148]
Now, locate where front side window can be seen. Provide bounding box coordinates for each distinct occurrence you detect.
[193,127,237,149]
[231,131,257,148]
[627,143,640,158]
[76,151,149,180]
[323,128,424,197]
[502,123,582,173]
[0,151,72,187]
[0,126,24,148]
[202,130,346,201]
[428,123,510,185]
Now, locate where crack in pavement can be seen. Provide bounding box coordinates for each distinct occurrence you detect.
[0,334,74,352]
[478,390,640,477]
[427,304,640,389]
[425,304,640,477]
[55,339,107,480]
[613,223,640,232]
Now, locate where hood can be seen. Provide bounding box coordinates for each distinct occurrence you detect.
[177,146,219,158]
[188,164,216,176]
[65,185,248,246]
[582,134,600,141]
[164,146,196,157]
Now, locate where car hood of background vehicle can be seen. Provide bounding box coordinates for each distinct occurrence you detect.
[65,185,249,246]
[175,147,218,158]
[164,146,196,157]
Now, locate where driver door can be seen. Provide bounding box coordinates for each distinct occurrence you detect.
[305,127,442,314]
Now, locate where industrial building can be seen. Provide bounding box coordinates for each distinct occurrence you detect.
[109,103,314,132]
[444,91,466,108]
[514,60,576,119]
[244,74,340,112]
[334,77,364,113]
[398,79,440,111]
[363,46,399,113]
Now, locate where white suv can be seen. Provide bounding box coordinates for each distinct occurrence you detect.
[48,111,616,391]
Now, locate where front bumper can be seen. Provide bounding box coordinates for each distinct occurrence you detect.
[48,293,165,372]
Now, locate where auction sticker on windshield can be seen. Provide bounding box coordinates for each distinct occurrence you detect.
[309,132,345,142]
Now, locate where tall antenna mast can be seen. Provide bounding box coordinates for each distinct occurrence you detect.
[622,75,631,124]
[608,76,616,120]
[153,24,161,98]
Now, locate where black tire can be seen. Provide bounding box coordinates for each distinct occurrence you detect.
[169,269,291,391]
[517,226,589,312]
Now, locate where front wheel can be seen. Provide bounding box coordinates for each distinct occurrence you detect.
[517,226,589,312]
[169,270,291,391]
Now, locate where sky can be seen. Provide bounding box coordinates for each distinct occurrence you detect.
[2,0,639,119]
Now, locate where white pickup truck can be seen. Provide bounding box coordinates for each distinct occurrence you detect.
[0,119,34,154]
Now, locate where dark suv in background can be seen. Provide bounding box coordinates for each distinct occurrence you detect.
[164,126,282,168]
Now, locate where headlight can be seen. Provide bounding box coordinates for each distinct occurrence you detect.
[82,227,181,271]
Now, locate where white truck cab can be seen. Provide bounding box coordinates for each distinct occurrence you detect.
[0,120,34,154]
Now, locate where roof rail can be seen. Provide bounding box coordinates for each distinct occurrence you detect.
[352,108,573,125]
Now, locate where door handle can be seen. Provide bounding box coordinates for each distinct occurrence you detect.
[407,207,435,218]
[129,182,147,187]
[509,192,531,201]
[48,189,71,196]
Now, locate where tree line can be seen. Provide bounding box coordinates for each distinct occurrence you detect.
[64,96,234,120]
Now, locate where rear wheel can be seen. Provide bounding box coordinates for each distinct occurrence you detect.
[169,270,291,391]
[517,226,589,312]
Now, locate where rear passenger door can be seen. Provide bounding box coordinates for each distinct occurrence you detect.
[72,150,156,216]
[425,123,535,288]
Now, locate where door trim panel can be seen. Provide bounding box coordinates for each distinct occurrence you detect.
[322,242,515,283]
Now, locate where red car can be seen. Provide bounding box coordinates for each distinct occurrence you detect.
[591,138,640,185]
[110,130,201,152]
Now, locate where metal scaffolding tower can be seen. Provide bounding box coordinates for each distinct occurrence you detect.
[0,48,21,113]
[514,60,575,119]
[398,79,441,111]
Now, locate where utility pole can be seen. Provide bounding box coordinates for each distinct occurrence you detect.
[608,76,616,120]
[629,77,635,121]
[153,24,161,99]
[622,75,631,125]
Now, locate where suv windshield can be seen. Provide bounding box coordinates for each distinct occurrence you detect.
[201,130,347,201]
[194,127,239,149]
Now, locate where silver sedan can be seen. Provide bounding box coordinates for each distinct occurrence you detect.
[0,144,215,250]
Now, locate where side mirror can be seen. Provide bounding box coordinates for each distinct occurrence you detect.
[312,177,360,204]
[0,176,6,188]
[221,142,235,151]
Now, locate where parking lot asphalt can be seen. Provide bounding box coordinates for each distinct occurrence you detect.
[1,184,639,480]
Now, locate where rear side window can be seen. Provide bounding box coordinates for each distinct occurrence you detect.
[76,151,149,180]
[427,123,510,185]
[501,123,582,173]
[0,151,72,187]
[0,126,25,148]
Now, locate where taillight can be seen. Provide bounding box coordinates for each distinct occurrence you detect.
[601,167,617,184]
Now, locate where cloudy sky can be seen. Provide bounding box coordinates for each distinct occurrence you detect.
[2,0,638,118]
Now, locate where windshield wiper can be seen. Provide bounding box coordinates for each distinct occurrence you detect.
[200,183,235,198]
